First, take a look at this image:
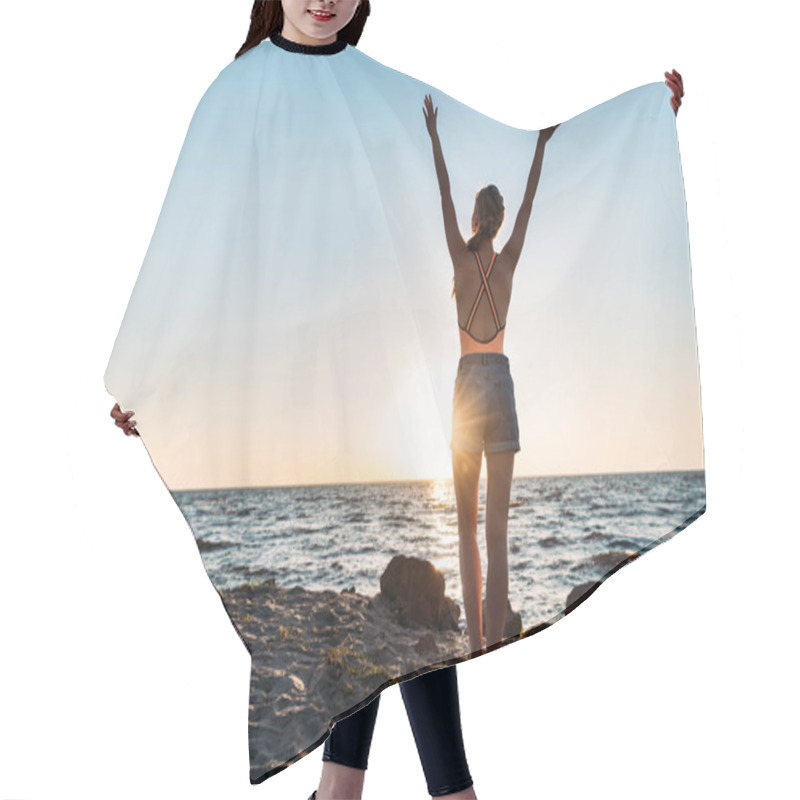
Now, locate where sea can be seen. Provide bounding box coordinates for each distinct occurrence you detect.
[172,470,705,631]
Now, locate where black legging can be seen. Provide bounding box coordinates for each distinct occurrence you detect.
[323,664,473,797]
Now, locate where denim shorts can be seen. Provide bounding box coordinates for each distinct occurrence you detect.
[450,352,521,454]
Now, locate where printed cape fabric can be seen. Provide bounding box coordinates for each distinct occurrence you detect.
[105,35,705,784]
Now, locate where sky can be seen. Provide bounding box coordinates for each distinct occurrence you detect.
[104,45,703,490]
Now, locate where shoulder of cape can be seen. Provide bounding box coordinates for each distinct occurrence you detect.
[189,39,382,111]
[197,39,271,103]
[345,44,434,93]
[189,40,434,121]
[199,40,440,105]
[178,40,282,136]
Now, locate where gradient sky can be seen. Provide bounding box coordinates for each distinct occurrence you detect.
[105,44,702,490]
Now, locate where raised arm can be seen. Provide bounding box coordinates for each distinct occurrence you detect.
[423,94,465,258]
[501,124,559,267]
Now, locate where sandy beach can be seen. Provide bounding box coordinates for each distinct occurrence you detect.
[215,542,626,783]
[218,575,478,781]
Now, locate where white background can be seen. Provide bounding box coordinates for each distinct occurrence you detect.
[1,1,797,798]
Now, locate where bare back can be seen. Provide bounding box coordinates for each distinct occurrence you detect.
[453,241,515,353]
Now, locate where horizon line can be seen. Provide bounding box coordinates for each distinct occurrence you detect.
[169,466,705,494]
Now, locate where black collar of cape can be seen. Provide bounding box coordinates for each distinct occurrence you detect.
[270,32,348,55]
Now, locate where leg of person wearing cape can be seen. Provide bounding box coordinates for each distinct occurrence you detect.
[314,665,474,800]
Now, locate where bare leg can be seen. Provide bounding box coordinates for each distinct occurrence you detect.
[452,448,483,654]
[316,762,366,799]
[316,756,477,800]
[317,693,380,799]
[484,450,515,649]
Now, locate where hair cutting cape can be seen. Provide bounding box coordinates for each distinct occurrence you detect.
[105,34,705,784]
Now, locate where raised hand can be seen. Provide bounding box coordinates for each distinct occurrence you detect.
[665,69,684,115]
[422,93,439,138]
[111,402,139,437]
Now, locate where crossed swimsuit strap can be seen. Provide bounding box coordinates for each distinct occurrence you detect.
[464,251,500,335]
